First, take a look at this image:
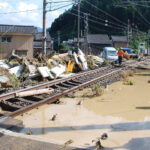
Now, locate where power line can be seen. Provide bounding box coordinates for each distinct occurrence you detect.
[47,0,74,4]
[0,8,42,15]
[83,1,146,34]
[114,3,150,28]
[84,0,128,27]
[80,7,127,28]
[71,8,128,30]
[133,7,150,26]
[0,3,73,15]
[68,11,126,31]
[120,2,150,8]
[84,0,146,35]
[50,3,73,11]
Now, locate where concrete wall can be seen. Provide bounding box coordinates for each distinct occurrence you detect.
[0,33,34,59]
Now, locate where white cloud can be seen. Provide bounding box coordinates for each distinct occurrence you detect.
[0,1,12,12]
[0,2,9,9]
[0,1,71,28]
[0,1,41,27]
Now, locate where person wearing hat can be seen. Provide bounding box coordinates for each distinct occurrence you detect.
[117,47,125,65]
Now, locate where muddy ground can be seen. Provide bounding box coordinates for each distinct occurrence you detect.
[15,70,150,150]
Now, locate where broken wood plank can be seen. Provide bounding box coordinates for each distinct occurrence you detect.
[15,88,54,98]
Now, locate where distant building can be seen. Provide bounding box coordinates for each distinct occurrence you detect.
[0,24,36,59]
[111,35,128,48]
[65,34,112,55]
[34,32,52,55]
[86,34,112,55]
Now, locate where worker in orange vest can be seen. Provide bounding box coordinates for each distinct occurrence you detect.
[117,47,125,65]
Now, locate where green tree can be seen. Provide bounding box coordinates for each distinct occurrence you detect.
[49,0,150,45]
[58,43,68,53]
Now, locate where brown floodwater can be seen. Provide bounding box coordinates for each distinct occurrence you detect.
[83,70,150,121]
[15,70,150,149]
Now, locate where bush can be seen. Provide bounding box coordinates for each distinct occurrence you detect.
[92,83,104,96]
[25,129,33,135]
[123,79,134,85]
[133,49,138,54]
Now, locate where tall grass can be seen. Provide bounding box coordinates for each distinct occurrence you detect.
[92,83,104,96]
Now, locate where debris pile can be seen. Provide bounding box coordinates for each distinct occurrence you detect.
[0,49,105,89]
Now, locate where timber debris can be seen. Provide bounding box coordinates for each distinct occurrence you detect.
[0,49,106,90]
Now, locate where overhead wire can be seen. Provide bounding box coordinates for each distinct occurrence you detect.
[0,2,74,38]
[83,1,145,34]
[71,8,128,30]
[114,2,150,30]
[0,1,74,14]
[121,1,150,8]
[50,3,73,11]
[68,11,126,31]
[132,7,150,26]
[0,8,42,15]
[84,0,128,27]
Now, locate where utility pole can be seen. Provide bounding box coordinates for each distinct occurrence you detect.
[127,19,130,48]
[84,13,89,54]
[147,31,150,55]
[77,0,81,52]
[57,31,60,53]
[43,0,47,56]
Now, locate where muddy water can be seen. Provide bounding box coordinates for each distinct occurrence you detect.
[83,70,150,121]
[16,70,150,149]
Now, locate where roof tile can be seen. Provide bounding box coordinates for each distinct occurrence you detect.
[0,24,37,34]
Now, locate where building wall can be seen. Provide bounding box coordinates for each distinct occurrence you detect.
[74,43,112,55]
[88,44,112,55]
[0,34,34,59]
[33,40,52,57]
[113,42,128,49]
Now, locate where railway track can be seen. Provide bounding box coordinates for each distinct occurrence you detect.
[0,59,147,118]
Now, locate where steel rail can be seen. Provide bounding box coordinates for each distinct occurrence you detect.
[8,68,122,117]
[1,58,149,118]
[0,66,111,101]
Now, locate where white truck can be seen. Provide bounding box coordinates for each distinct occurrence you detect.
[102,47,118,62]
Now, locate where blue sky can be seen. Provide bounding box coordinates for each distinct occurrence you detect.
[0,0,73,28]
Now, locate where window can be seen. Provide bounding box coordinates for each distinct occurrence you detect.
[15,50,27,57]
[2,37,11,43]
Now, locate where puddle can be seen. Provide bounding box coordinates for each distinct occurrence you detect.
[83,70,150,121]
[16,70,150,149]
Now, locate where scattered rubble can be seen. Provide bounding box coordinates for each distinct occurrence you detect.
[1,49,146,91]
[0,60,10,69]
[0,49,106,90]
[38,66,54,79]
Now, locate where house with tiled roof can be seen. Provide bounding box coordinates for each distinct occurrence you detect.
[67,34,112,55]
[0,24,37,58]
[78,34,112,55]
[111,35,128,48]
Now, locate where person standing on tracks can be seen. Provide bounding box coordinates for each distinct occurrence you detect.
[117,47,125,66]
